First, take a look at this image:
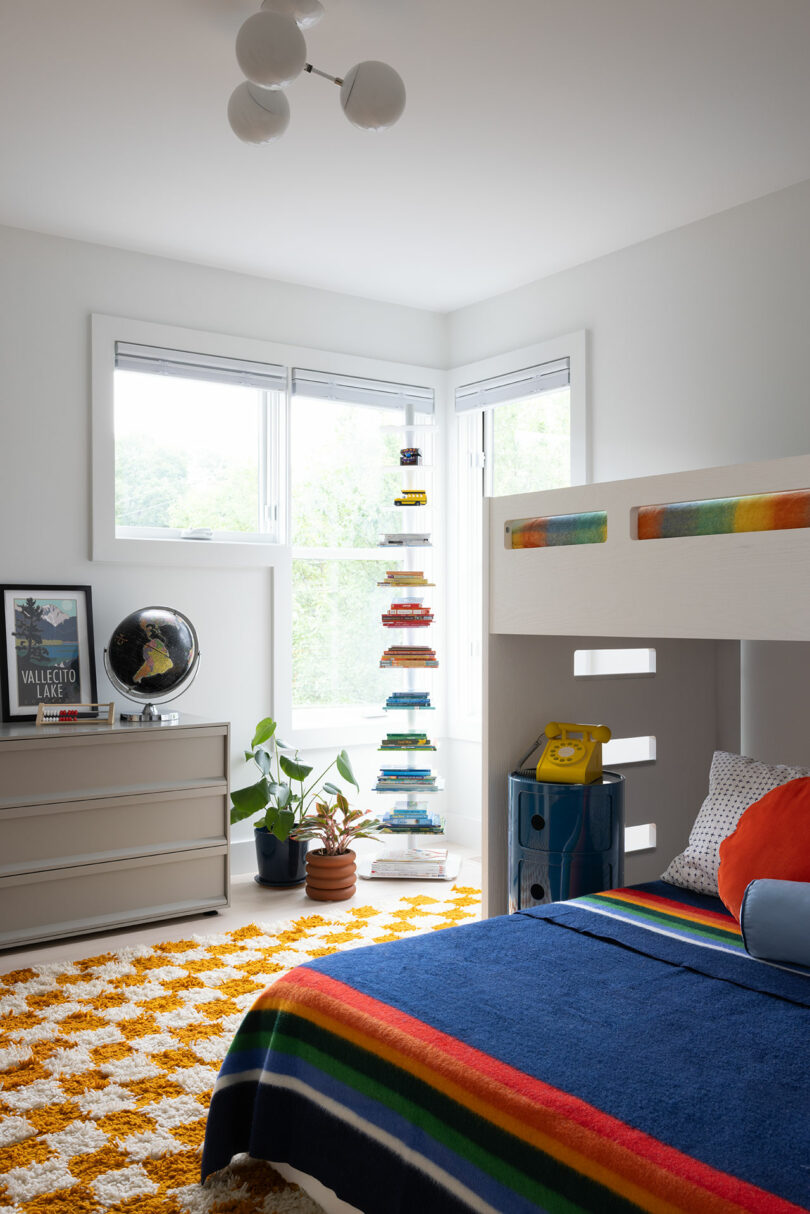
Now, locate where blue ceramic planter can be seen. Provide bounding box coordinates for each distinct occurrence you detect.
[254,827,308,887]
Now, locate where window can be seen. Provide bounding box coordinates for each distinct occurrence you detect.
[456,357,573,498]
[92,315,291,567]
[448,335,587,737]
[113,342,284,543]
[93,315,444,746]
[290,370,435,731]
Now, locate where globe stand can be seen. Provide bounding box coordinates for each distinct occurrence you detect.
[105,650,200,724]
[119,703,181,725]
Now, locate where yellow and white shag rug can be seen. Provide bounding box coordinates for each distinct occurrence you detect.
[0,887,480,1214]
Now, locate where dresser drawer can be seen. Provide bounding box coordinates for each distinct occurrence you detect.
[0,848,229,948]
[0,786,228,875]
[0,726,227,806]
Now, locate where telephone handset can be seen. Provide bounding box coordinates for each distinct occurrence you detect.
[534,721,611,785]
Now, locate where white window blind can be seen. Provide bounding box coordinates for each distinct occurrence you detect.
[454,357,570,413]
[115,342,287,392]
[293,368,434,413]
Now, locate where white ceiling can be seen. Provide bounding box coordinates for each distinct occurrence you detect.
[1,0,810,311]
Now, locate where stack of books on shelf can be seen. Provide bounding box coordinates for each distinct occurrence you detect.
[370,848,448,878]
[377,570,435,588]
[382,600,434,628]
[374,767,438,792]
[379,731,436,751]
[380,532,431,547]
[384,691,433,710]
[400,447,422,466]
[380,800,444,833]
[380,645,438,668]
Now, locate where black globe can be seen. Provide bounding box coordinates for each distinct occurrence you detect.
[106,606,198,703]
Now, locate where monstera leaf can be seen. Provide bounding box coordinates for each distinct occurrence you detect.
[252,748,273,777]
[265,806,296,841]
[336,749,358,790]
[280,754,313,783]
[251,718,276,749]
[230,778,270,823]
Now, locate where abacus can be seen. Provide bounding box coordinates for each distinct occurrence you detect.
[35,702,116,726]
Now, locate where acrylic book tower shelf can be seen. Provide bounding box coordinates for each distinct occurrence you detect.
[360,421,459,882]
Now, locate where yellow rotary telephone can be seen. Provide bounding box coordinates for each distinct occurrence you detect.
[534,721,612,785]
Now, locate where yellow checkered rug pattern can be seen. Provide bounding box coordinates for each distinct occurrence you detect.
[0,887,481,1214]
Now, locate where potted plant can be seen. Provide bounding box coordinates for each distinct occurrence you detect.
[296,792,381,901]
[230,716,359,888]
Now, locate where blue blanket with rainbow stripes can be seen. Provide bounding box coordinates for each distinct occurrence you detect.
[202,883,810,1212]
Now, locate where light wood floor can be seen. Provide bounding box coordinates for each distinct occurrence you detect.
[0,847,482,975]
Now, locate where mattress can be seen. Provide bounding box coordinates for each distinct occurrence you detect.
[202,882,810,1212]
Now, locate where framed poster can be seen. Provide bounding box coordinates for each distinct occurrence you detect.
[0,586,98,722]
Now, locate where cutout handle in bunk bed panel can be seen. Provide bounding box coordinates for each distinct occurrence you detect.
[505,509,607,549]
[636,487,810,540]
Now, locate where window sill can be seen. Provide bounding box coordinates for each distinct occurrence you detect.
[288,707,388,752]
[92,531,291,569]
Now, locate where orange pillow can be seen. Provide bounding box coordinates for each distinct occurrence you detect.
[718,776,810,920]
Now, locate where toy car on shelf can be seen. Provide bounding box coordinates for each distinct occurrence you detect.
[395,489,428,506]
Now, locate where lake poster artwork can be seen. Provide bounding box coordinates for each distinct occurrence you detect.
[13,596,81,706]
[1,585,97,720]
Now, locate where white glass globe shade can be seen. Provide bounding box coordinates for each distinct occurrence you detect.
[235,10,307,89]
[340,60,406,131]
[228,82,290,143]
[261,0,324,29]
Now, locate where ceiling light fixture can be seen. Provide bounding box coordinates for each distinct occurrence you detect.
[228,0,406,144]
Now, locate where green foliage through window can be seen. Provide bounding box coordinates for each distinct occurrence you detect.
[490,389,570,497]
[292,558,403,711]
[114,371,264,533]
[291,395,432,717]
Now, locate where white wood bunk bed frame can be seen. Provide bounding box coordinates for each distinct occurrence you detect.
[482,452,810,919]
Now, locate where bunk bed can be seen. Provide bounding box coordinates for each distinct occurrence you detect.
[203,453,810,1214]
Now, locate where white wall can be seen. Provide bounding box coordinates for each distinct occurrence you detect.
[449,177,810,482]
[0,224,446,871]
[450,178,810,779]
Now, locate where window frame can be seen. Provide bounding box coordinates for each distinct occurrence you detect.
[92,314,294,569]
[446,332,589,742]
[92,312,447,750]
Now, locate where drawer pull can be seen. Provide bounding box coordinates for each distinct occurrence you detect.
[530,883,545,901]
[531,814,545,831]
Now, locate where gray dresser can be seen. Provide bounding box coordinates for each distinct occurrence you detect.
[0,715,230,948]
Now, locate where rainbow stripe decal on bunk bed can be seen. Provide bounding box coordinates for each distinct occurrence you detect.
[506,509,607,549]
[637,487,810,539]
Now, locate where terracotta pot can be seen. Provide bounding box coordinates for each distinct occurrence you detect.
[305,848,356,902]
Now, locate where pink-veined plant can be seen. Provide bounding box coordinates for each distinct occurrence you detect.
[295,792,381,856]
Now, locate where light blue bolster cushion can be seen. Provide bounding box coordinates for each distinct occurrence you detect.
[740,879,810,971]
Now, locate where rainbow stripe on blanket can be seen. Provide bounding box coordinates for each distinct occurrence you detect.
[571,886,746,954]
[506,510,607,549]
[210,961,796,1214]
[637,487,810,540]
